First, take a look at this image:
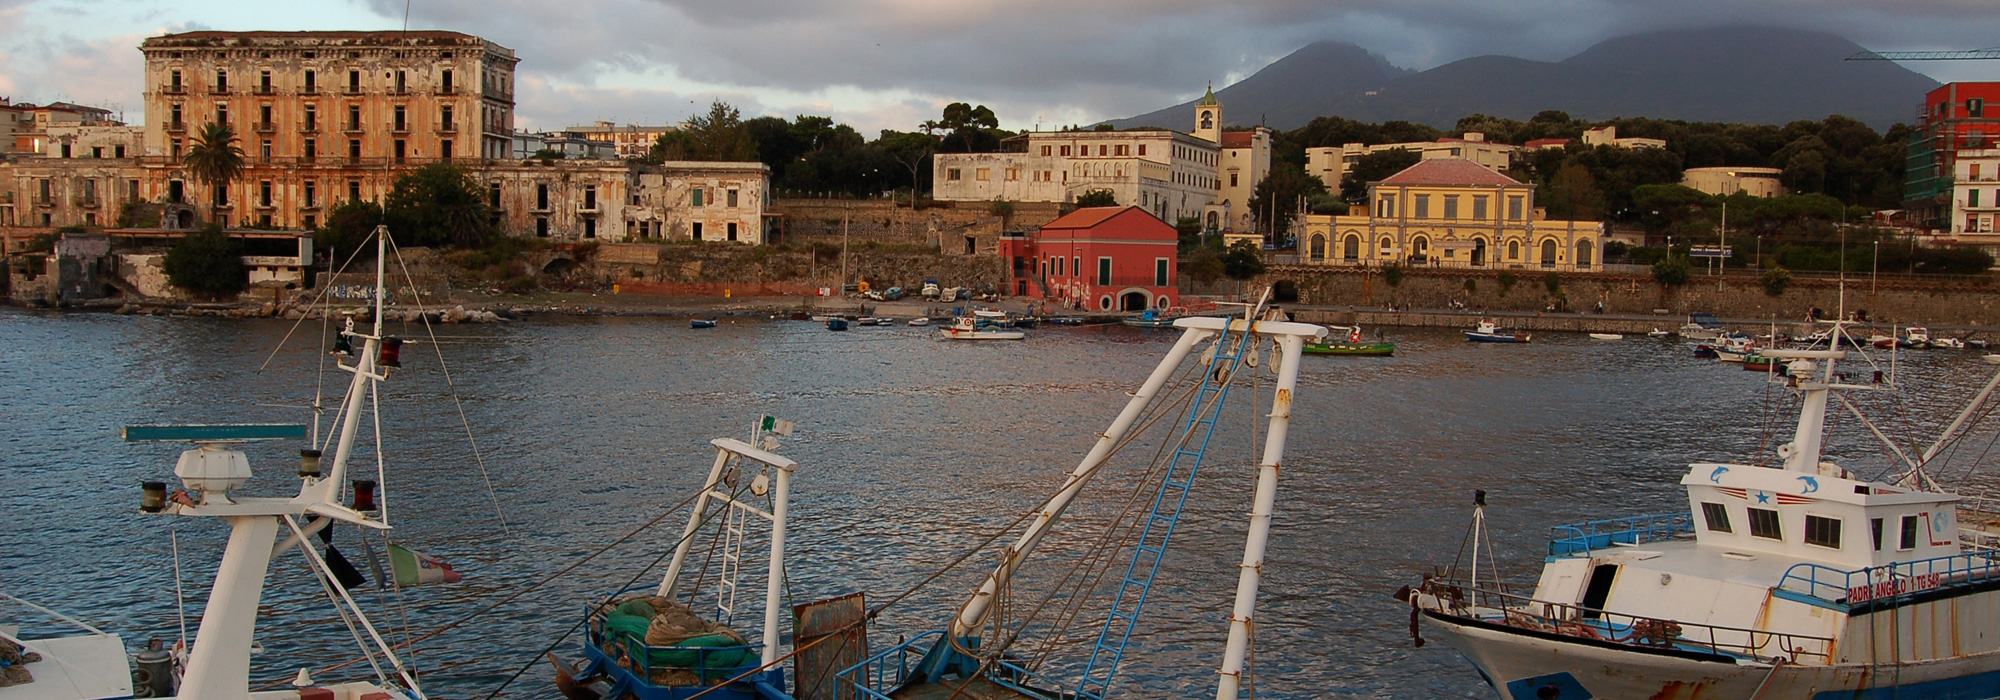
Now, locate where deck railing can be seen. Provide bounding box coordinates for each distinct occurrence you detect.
[1776,550,2000,605]
[836,629,943,699]
[1420,582,1834,665]
[1547,512,1694,557]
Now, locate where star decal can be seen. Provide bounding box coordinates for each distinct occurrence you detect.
[1755,491,1772,504]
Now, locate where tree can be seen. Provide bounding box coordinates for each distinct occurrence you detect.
[644,129,698,163]
[1543,163,1604,221]
[1760,266,1792,296]
[163,224,245,299]
[1185,246,1225,285]
[1247,161,1329,243]
[1076,189,1117,207]
[672,101,756,162]
[1175,216,1203,253]
[384,163,494,249]
[183,122,245,223]
[1340,148,1421,202]
[878,129,939,199]
[318,199,385,268]
[1652,256,1690,286]
[1221,240,1265,280]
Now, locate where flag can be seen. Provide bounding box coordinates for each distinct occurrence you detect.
[389,545,463,586]
[760,416,795,436]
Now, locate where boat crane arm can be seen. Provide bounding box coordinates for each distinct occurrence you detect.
[947,324,1220,640]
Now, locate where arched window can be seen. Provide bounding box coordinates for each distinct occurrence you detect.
[1206,211,1219,230]
[1379,236,1393,253]
[1343,234,1360,261]
[1508,240,1520,260]
[1472,238,1487,265]
[1541,239,1558,267]
[1200,110,1214,130]
[1575,239,1594,266]
[1310,234,1327,259]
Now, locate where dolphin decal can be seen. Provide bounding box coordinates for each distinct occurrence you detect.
[1710,466,1730,483]
[1797,475,1820,494]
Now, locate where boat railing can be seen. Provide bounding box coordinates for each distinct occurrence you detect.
[836,629,944,700]
[586,588,769,687]
[1776,550,2000,605]
[1547,512,1695,557]
[1421,581,1834,665]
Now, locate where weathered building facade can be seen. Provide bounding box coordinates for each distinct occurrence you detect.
[481,160,769,243]
[1296,159,1603,271]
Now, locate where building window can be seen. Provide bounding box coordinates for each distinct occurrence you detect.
[692,222,704,239]
[59,143,70,158]
[1900,515,1919,550]
[348,70,361,93]
[1971,98,1985,118]
[1805,515,1842,549]
[727,189,738,207]
[259,181,272,207]
[171,139,183,158]
[345,138,360,160]
[1041,146,1051,156]
[1508,240,1520,260]
[1229,173,1238,187]
[1413,194,1430,219]
[1508,195,1524,220]
[1061,146,1071,156]
[1097,257,1111,286]
[1116,145,1129,156]
[395,71,407,94]
[215,69,228,92]
[947,168,962,181]
[1056,256,1064,276]
[441,105,454,130]
[171,104,182,128]
[1006,167,1020,181]
[259,70,271,93]
[305,104,317,130]
[583,184,597,209]
[536,184,549,210]
[114,145,125,158]
[536,217,549,237]
[348,180,361,201]
[260,139,272,162]
[1973,189,1982,208]
[441,69,454,93]
[127,179,138,201]
[303,138,316,160]
[440,140,452,160]
[348,105,361,130]
[1473,196,1488,220]
[1138,145,1147,156]
[1748,508,1782,540]
[170,69,182,91]
[304,214,317,229]
[1871,518,1884,551]
[727,222,739,241]
[216,104,229,125]
[1444,195,1459,220]
[489,182,501,208]
[304,70,316,93]
[304,181,316,208]
[583,218,596,238]
[1155,258,1169,287]
[1701,502,1731,533]
[692,188,704,207]
[394,105,407,131]
[975,168,990,181]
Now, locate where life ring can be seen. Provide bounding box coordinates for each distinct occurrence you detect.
[1350,330,1362,343]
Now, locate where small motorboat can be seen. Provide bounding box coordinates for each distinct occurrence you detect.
[1304,325,1395,356]
[939,315,1024,340]
[826,317,849,331]
[1464,320,1529,343]
[1122,307,1186,328]
[690,318,718,329]
[1972,339,1992,350]
[1741,353,1787,374]
[1714,335,1756,363]
[1692,344,1719,359]
[1869,334,1897,349]
[1646,328,1672,338]
[1588,333,1623,341]
[907,317,930,327]
[857,317,895,326]
[1933,337,1967,349]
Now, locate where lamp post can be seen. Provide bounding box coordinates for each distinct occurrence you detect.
[1872,239,1880,298]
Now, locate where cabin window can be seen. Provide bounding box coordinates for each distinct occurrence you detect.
[1805,515,1842,549]
[1900,515,1919,550]
[1871,518,1884,551]
[1701,502,1732,533]
[1748,508,1782,540]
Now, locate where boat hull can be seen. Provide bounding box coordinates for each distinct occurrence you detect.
[1120,318,1178,328]
[1421,608,2000,700]
[1465,331,1528,343]
[1302,342,1394,356]
[940,329,1025,340]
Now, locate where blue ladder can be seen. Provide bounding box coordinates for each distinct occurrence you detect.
[1074,327,1251,700]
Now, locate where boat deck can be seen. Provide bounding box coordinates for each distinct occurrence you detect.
[0,633,130,700]
[890,678,1046,700]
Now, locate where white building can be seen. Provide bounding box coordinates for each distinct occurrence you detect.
[1581,126,1665,150]
[1682,166,1784,198]
[1305,133,1519,194]
[932,86,1270,229]
[1952,149,1999,242]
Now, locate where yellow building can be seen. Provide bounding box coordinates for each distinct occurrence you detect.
[1297,159,1603,271]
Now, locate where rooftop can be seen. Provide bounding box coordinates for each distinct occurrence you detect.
[1043,206,1140,230]
[1378,158,1522,187]
[142,30,508,55]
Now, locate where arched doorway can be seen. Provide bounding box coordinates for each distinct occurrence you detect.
[1343,234,1360,261]
[1540,239,1558,267]
[1575,239,1594,267]
[1120,291,1150,311]
[1472,238,1487,266]
[1410,236,1430,264]
[542,258,578,276]
[1206,211,1219,230]
[1310,234,1327,260]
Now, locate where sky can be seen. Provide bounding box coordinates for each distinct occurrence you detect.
[0,0,1994,135]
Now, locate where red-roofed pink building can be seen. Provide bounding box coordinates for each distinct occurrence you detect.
[998,206,1179,311]
[1297,159,1604,271]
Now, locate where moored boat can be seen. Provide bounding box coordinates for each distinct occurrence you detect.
[938,314,1024,340]
[825,317,849,331]
[1409,320,2000,698]
[1304,325,1395,356]
[1588,333,1623,341]
[690,318,718,329]
[1465,320,1530,343]
[1677,312,1727,340]
[1121,307,1186,328]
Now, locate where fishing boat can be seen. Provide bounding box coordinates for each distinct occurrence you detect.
[825,317,849,331]
[1408,320,2000,698]
[1048,316,1086,326]
[1120,307,1186,328]
[1714,335,1757,363]
[1465,320,1530,343]
[1648,328,1673,338]
[555,419,803,700]
[1588,333,1623,341]
[1935,337,1968,349]
[1678,312,1727,340]
[104,225,435,699]
[1901,326,1933,349]
[907,317,930,327]
[1304,325,1395,356]
[1740,353,1788,375]
[938,314,1024,340]
[691,319,718,329]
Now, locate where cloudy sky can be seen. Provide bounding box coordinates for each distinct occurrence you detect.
[0,0,1993,134]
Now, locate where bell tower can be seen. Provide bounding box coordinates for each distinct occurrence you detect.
[1193,83,1222,144]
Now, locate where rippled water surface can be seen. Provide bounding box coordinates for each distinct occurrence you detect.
[6,309,2000,698]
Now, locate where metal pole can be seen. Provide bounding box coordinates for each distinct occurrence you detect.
[1215,331,1309,700]
[761,462,792,665]
[841,204,850,292]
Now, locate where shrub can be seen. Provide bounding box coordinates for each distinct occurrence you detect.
[163,225,246,299]
[1463,278,1476,293]
[1382,264,1403,287]
[1543,272,1562,296]
[1652,256,1690,286]
[1497,272,1517,294]
[1760,266,1792,297]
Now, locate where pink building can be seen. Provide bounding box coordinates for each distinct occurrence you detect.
[999,206,1178,312]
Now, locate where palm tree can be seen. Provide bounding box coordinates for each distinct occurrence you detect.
[183,122,245,226]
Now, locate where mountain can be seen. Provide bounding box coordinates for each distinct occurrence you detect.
[1107,27,1939,133]
[1111,41,1410,131]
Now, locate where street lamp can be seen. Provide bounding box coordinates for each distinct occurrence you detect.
[1872,240,1880,297]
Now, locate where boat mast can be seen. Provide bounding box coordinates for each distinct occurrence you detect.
[1214,317,1315,700]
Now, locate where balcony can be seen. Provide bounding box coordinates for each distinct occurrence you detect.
[254,121,277,133]
[208,85,230,95]
[343,124,365,135]
[343,86,363,96]
[391,124,411,134]
[1,192,13,204]
[254,86,275,96]
[166,121,186,133]
[300,123,319,134]
[73,195,101,208]
[162,85,185,95]
[301,86,319,96]
[436,123,457,134]
[434,86,457,95]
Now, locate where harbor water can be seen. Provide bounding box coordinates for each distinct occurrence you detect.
[5,309,2000,698]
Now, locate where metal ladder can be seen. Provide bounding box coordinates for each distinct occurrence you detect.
[716,494,751,627]
[1075,327,1251,700]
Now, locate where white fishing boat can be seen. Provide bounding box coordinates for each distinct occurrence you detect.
[1409,320,2000,698]
[1588,333,1623,341]
[1714,335,1757,363]
[939,313,1025,340]
[907,317,930,327]
[1677,313,1727,340]
[1648,328,1673,338]
[1465,320,1530,343]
